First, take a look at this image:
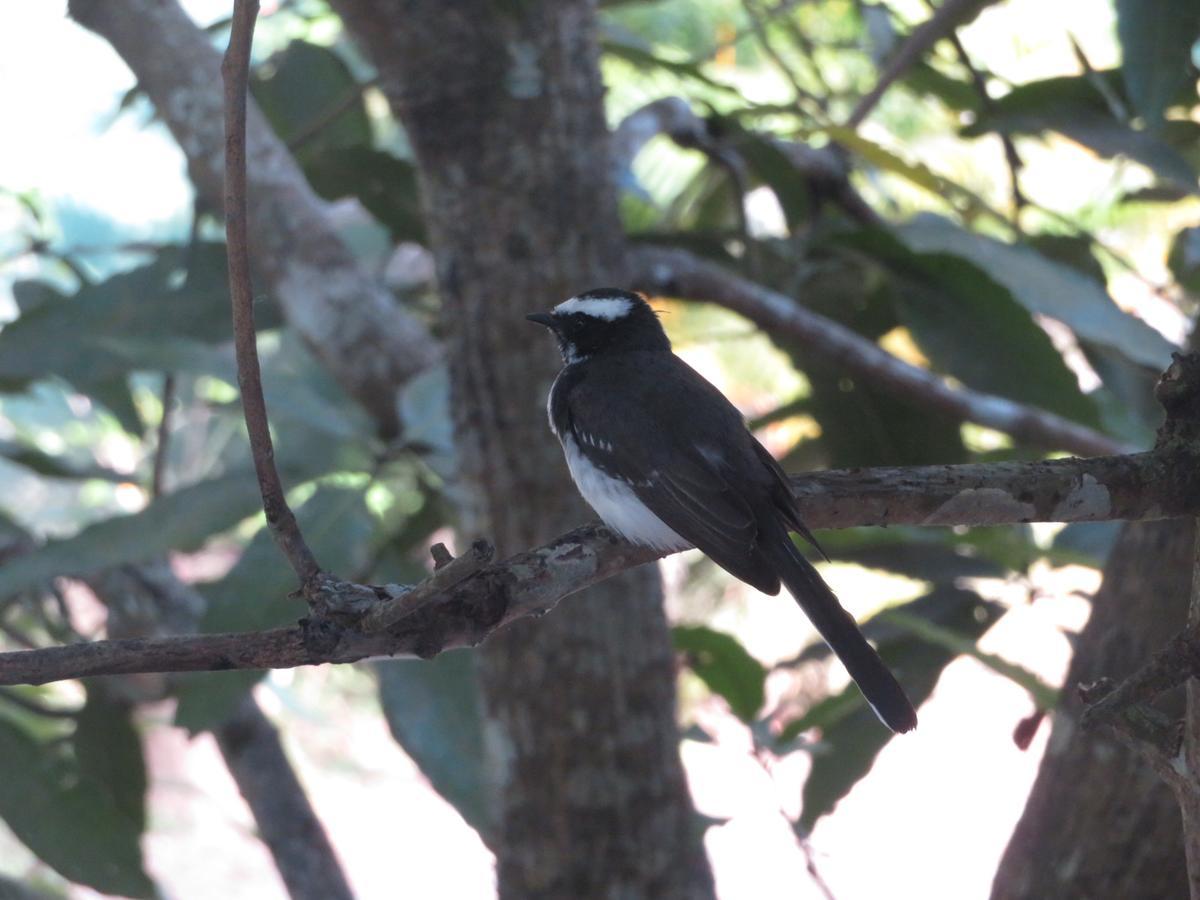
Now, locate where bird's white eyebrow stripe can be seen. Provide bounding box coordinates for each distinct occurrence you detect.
[554,295,634,321]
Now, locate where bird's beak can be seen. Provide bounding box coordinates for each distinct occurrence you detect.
[526,312,557,329]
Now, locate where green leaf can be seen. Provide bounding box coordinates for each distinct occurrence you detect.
[174,487,375,731]
[673,624,767,722]
[251,41,370,162]
[963,70,1199,193]
[881,608,1057,708]
[823,125,1006,223]
[0,873,59,900]
[762,255,968,466]
[0,717,153,897]
[0,244,277,421]
[1117,0,1200,129]
[305,148,426,244]
[1045,117,1199,193]
[1169,226,1200,294]
[398,364,456,483]
[0,471,265,601]
[831,534,1005,582]
[804,365,969,465]
[663,164,743,233]
[1081,342,1161,447]
[783,586,1002,831]
[902,61,981,113]
[896,216,1177,370]
[73,690,147,833]
[0,439,124,482]
[833,224,1099,426]
[376,651,494,839]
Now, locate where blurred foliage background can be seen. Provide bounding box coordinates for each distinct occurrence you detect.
[0,0,1197,896]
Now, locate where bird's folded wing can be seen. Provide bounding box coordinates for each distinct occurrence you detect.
[567,387,779,593]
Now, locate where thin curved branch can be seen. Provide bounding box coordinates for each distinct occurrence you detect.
[223,0,319,587]
[3,449,1197,687]
[845,0,1002,128]
[630,244,1132,458]
[68,0,440,434]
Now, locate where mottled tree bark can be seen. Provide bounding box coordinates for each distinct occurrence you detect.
[330,2,714,897]
[991,519,1191,900]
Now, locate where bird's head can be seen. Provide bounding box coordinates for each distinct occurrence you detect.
[526,289,670,364]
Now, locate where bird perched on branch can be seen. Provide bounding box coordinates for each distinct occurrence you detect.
[527,289,917,733]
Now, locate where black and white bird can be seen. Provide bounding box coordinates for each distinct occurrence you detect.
[527,288,917,733]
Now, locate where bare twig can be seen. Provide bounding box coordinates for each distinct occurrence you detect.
[741,0,827,117]
[222,0,320,589]
[3,449,1198,687]
[845,0,1002,129]
[151,374,175,499]
[631,244,1133,457]
[931,11,1027,229]
[1080,633,1200,732]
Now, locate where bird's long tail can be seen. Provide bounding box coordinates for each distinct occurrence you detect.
[766,536,918,733]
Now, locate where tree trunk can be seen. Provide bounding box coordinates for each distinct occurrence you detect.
[991,519,1192,899]
[331,2,715,897]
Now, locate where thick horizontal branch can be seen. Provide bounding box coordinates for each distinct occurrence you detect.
[68,0,439,433]
[791,453,1196,527]
[3,450,1197,687]
[631,245,1132,458]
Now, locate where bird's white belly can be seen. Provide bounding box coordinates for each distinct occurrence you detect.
[561,436,689,552]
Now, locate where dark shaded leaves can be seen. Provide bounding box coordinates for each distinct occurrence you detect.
[0,714,153,897]
[376,651,494,839]
[173,487,375,732]
[1116,0,1200,129]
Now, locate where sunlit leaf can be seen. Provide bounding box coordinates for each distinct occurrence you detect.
[674,624,767,722]
[823,125,1006,223]
[964,69,1199,192]
[896,215,1177,370]
[0,439,124,482]
[831,224,1099,427]
[881,608,1057,708]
